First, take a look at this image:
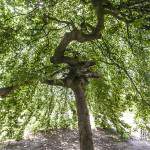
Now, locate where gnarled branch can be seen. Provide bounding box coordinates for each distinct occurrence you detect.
[51,1,105,64]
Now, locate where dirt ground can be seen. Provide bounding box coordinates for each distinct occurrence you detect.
[0,128,150,150]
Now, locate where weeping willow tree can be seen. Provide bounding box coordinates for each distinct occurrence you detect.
[0,0,149,150]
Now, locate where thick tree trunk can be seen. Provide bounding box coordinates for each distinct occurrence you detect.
[72,80,94,150]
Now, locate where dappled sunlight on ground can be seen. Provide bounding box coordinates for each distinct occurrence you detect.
[0,129,118,150]
[0,128,150,150]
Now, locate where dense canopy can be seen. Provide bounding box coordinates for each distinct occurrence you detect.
[0,0,149,145]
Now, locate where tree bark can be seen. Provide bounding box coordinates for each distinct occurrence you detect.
[72,79,94,150]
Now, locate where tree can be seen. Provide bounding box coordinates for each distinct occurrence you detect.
[0,0,149,150]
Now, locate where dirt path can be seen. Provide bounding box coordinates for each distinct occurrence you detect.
[116,139,150,150]
[0,129,150,150]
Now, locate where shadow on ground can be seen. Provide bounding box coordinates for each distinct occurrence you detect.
[0,129,150,150]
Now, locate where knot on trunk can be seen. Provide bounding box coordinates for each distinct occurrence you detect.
[63,60,100,88]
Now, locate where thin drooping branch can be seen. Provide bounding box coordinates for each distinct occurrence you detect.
[47,16,75,27]
[0,80,62,98]
[104,9,127,22]
[93,41,150,106]
[0,77,66,98]
[0,80,34,97]
[103,0,149,23]
[117,0,149,9]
